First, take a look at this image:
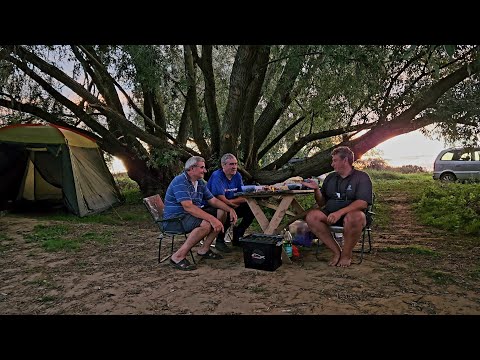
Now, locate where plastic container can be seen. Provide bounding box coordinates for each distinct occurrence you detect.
[240,185,255,193]
[239,234,283,271]
[290,220,314,247]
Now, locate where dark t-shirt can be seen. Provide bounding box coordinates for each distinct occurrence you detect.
[321,169,372,214]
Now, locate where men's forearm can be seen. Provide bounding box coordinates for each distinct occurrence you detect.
[230,197,246,206]
[183,203,216,223]
[314,188,325,207]
[217,195,238,208]
[210,198,233,213]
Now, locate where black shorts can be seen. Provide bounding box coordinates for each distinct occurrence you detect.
[321,209,345,227]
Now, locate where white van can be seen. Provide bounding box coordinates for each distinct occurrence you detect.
[432,147,480,182]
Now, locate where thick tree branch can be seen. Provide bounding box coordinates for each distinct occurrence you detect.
[258,115,305,160]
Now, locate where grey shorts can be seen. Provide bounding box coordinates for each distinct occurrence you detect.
[163,206,218,233]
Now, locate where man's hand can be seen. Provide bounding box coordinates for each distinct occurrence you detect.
[301,179,319,190]
[229,209,238,225]
[209,217,224,233]
[326,211,341,225]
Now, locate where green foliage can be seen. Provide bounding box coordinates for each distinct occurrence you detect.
[444,45,456,58]
[115,174,144,205]
[149,148,182,170]
[415,182,480,235]
[369,170,480,237]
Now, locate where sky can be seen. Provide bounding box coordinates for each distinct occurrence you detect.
[109,130,450,174]
[375,130,448,170]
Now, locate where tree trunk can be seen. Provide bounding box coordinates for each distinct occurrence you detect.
[122,156,182,198]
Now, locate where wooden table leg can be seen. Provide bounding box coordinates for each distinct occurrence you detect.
[244,195,295,264]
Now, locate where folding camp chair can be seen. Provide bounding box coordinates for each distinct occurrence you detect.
[316,193,375,264]
[143,194,195,264]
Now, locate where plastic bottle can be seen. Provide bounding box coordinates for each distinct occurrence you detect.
[283,230,293,258]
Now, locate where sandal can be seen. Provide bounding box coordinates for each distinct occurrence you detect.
[197,249,223,260]
[170,258,197,271]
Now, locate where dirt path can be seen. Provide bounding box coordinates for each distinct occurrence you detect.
[1,190,479,315]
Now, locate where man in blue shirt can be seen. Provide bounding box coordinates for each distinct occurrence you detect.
[164,156,238,270]
[206,153,254,252]
[302,146,372,267]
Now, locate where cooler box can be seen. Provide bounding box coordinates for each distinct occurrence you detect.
[239,234,283,271]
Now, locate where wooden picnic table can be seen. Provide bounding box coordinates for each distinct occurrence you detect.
[234,189,314,263]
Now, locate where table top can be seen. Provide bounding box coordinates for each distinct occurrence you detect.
[234,189,314,197]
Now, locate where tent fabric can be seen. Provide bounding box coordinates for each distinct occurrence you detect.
[69,146,122,215]
[0,124,98,147]
[0,124,122,216]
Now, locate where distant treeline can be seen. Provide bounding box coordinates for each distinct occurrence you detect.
[355,158,426,174]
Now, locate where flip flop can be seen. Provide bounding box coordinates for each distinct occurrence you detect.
[197,249,223,260]
[170,258,197,271]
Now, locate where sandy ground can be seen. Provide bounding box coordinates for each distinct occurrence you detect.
[1,190,479,315]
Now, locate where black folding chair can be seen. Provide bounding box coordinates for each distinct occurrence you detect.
[143,194,195,264]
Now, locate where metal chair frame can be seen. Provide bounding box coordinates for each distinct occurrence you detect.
[143,194,195,264]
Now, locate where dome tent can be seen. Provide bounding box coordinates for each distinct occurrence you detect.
[0,124,122,216]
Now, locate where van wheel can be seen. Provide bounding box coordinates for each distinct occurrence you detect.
[440,173,457,182]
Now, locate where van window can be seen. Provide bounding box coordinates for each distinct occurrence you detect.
[474,151,480,161]
[440,151,455,161]
[459,151,471,161]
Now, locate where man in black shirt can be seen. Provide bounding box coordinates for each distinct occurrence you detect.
[302,146,372,267]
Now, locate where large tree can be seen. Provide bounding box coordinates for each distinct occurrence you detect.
[1,45,479,196]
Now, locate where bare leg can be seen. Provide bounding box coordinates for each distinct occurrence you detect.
[214,209,228,244]
[305,209,341,266]
[337,211,366,267]
[171,222,210,262]
[198,220,221,255]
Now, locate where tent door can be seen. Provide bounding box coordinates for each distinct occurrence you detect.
[18,150,62,201]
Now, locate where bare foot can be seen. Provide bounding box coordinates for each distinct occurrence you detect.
[336,256,352,267]
[328,253,341,266]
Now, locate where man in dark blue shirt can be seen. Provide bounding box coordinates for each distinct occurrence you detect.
[206,153,254,252]
[302,146,372,267]
[164,156,237,270]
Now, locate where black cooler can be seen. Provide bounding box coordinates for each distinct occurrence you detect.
[239,234,283,271]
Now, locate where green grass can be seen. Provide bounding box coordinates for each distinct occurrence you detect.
[468,267,480,280]
[76,231,113,245]
[38,295,57,303]
[25,224,114,252]
[0,234,9,241]
[367,171,480,238]
[423,270,455,285]
[0,243,12,253]
[248,286,269,294]
[0,233,12,253]
[414,182,480,235]
[381,245,437,256]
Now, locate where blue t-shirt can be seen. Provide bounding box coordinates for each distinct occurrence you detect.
[206,169,244,201]
[163,172,213,219]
